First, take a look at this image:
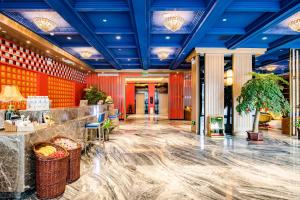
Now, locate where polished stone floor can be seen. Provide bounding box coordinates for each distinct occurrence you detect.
[28,115,300,200]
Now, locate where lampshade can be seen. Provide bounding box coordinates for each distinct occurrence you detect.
[0,85,26,102]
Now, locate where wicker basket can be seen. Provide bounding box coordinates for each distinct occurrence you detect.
[4,121,17,132]
[51,136,82,183]
[33,142,69,199]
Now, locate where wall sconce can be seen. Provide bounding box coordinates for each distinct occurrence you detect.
[224,69,233,86]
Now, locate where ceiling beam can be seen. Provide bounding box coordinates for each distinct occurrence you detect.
[170,0,234,69]
[151,0,205,11]
[267,35,300,54]
[227,0,281,12]
[74,0,129,12]
[226,0,300,49]
[44,0,121,70]
[0,1,51,11]
[128,0,150,70]
[208,27,245,35]
[95,28,134,35]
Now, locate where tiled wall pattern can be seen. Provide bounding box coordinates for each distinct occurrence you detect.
[0,37,86,83]
[0,64,37,109]
[48,76,75,108]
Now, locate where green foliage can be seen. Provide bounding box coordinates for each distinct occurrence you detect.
[295,119,300,129]
[84,86,107,105]
[103,119,112,130]
[236,72,290,116]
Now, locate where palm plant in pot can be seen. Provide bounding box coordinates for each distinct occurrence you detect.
[103,118,112,141]
[236,72,289,141]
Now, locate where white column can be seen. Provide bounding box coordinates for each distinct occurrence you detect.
[204,53,224,133]
[232,53,252,134]
[191,56,200,133]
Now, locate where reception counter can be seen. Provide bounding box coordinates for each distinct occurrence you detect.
[0,105,107,198]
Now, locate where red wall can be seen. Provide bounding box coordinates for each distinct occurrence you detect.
[126,83,135,113]
[148,83,155,113]
[0,63,86,109]
[169,73,184,119]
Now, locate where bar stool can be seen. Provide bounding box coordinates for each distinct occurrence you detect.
[84,112,105,155]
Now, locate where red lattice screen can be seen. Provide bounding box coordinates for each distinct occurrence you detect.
[0,64,37,109]
[48,76,75,108]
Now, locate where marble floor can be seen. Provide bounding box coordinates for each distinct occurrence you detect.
[27,115,300,200]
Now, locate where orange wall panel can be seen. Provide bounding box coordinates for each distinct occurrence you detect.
[126,83,135,113]
[169,73,184,119]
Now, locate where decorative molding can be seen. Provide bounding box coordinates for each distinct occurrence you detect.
[194,48,266,56]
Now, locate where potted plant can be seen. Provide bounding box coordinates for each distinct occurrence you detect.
[236,72,289,141]
[84,86,107,105]
[295,119,300,139]
[103,119,112,141]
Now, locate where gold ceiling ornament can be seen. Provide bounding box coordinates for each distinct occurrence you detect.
[80,51,93,59]
[163,13,185,32]
[288,18,300,32]
[32,17,57,32]
[157,49,171,60]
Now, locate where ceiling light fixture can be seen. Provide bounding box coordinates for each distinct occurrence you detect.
[128,58,131,61]
[165,36,171,40]
[46,50,50,53]
[80,51,93,59]
[67,36,72,40]
[102,19,108,23]
[262,36,268,40]
[1,30,6,34]
[266,65,277,71]
[163,13,185,32]
[288,18,300,32]
[26,40,31,44]
[157,49,172,60]
[50,32,55,36]
[222,18,227,22]
[32,17,57,32]
[116,35,122,40]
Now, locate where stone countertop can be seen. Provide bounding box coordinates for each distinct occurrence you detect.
[0,104,108,196]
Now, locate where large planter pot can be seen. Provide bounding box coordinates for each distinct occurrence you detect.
[104,129,109,141]
[298,128,300,140]
[247,131,263,141]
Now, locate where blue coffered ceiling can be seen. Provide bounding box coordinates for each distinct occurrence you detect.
[0,0,299,70]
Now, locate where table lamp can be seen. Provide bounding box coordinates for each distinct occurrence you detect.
[0,85,26,120]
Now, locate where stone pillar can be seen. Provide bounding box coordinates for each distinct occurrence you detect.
[191,56,200,133]
[232,53,252,134]
[204,54,225,133]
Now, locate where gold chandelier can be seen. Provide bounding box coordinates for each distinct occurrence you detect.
[163,13,185,32]
[288,18,300,32]
[32,17,57,32]
[80,51,93,59]
[157,49,171,60]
